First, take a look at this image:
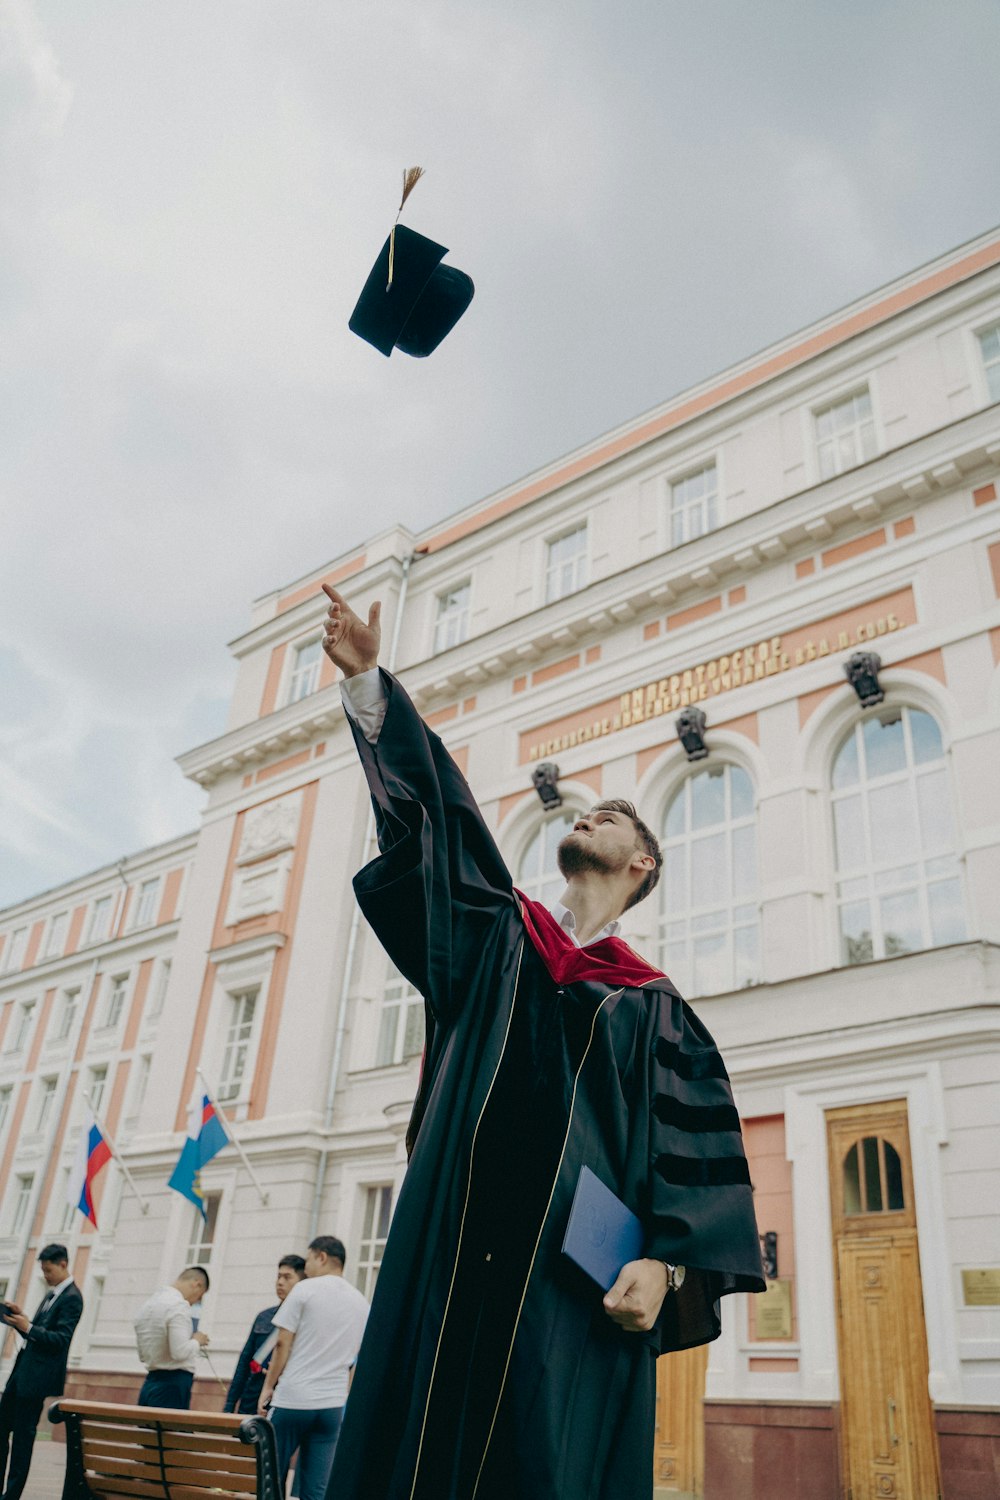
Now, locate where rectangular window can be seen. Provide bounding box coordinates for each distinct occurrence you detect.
[185,1192,222,1267]
[129,1054,152,1121]
[35,1077,58,1133]
[149,959,171,1019]
[60,1168,77,1232]
[0,1085,13,1133]
[978,322,1000,403]
[45,912,69,960]
[815,387,877,479]
[133,878,160,928]
[433,582,471,654]
[11,1174,34,1234]
[287,639,323,704]
[57,988,80,1041]
[3,928,28,974]
[545,525,589,603]
[104,974,129,1029]
[87,1276,106,1338]
[8,999,36,1053]
[86,896,114,946]
[670,463,720,548]
[218,987,259,1102]
[376,969,425,1068]
[88,1065,108,1117]
[356,1185,393,1300]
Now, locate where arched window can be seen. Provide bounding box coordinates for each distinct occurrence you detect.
[658,765,760,998]
[831,707,965,965]
[517,810,577,907]
[842,1137,905,1215]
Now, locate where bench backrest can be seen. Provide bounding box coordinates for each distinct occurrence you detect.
[50,1400,280,1500]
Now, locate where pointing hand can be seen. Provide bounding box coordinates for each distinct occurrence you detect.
[321,585,381,679]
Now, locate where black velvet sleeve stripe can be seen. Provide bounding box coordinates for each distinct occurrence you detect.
[653,1034,730,1082]
[651,1093,741,1133]
[654,1152,752,1188]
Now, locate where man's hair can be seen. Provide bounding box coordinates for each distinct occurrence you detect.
[592,799,662,911]
[308,1235,346,1268]
[278,1254,306,1276]
[178,1266,210,1292]
[38,1243,69,1265]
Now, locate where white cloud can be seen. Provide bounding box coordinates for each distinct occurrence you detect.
[1,0,999,906]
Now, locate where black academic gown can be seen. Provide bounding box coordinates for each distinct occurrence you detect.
[327,671,764,1500]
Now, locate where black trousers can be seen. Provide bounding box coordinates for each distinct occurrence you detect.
[137,1369,194,1409]
[0,1376,44,1500]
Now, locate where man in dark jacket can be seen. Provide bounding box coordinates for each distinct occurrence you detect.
[225,1254,306,1415]
[0,1243,83,1500]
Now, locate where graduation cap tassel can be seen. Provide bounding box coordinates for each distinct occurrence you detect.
[387,166,425,291]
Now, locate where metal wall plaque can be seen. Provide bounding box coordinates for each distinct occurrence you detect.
[962,1269,1000,1306]
[755,1277,794,1339]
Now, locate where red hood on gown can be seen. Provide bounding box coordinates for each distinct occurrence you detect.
[514,889,668,989]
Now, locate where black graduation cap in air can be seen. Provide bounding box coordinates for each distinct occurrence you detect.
[349,169,475,358]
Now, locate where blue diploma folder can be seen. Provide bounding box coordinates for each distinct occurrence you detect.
[561,1166,645,1292]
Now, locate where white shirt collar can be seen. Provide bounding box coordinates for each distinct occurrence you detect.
[43,1276,74,1304]
[549,901,621,948]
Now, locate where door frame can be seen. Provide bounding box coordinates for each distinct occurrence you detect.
[783,1059,961,1405]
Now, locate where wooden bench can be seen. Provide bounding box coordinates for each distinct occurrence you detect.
[48,1400,281,1500]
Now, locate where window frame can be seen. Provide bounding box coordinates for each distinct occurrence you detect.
[284,635,324,706]
[2,927,28,974]
[656,762,762,999]
[974,316,1000,405]
[11,1174,34,1234]
[355,1184,394,1301]
[131,877,161,930]
[812,382,880,482]
[375,967,425,1068]
[184,1190,223,1269]
[432,579,472,655]
[85,894,115,947]
[103,973,130,1031]
[217,985,261,1104]
[8,998,37,1054]
[667,459,722,550]
[829,705,966,967]
[543,523,589,605]
[44,911,69,961]
[34,1076,59,1134]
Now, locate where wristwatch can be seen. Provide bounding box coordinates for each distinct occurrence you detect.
[662,1262,686,1292]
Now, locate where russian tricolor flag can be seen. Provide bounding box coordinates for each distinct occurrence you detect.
[67,1108,112,1227]
[167,1093,229,1218]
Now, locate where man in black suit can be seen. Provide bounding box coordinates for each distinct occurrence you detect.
[0,1242,84,1500]
[224,1254,306,1416]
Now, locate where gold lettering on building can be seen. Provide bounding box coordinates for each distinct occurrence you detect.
[525,610,908,761]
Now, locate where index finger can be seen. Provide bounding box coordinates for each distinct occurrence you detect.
[321,584,346,606]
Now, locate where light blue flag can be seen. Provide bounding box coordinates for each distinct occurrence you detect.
[168,1092,229,1218]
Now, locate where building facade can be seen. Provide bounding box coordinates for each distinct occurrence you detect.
[3,227,1000,1498]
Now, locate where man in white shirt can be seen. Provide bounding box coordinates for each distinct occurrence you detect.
[133,1266,210,1409]
[258,1236,368,1500]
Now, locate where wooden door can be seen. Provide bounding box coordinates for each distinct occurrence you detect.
[653,1342,708,1498]
[827,1101,941,1500]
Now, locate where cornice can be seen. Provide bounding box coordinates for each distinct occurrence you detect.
[177,406,1000,789]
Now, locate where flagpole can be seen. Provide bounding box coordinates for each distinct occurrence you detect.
[84,1091,150,1215]
[196,1069,270,1207]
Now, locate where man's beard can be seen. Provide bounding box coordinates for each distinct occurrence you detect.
[556,832,631,880]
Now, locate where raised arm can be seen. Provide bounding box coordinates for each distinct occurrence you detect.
[322,585,514,1024]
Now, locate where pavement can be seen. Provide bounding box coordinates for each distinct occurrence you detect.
[23,1437,65,1499]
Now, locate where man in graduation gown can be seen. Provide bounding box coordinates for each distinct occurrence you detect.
[321,585,764,1500]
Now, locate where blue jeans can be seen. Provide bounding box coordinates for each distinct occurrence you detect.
[270,1405,343,1500]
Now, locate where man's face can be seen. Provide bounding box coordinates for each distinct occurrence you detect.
[557,808,641,883]
[40,1259,69,1287]
[275,1265,304,1301]
[181,1276,207,1305]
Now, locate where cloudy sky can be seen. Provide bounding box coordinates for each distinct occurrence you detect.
[2,0,999,909]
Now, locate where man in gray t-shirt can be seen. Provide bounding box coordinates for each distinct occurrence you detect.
[259,1235,369,1500]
